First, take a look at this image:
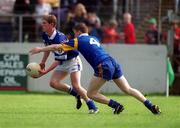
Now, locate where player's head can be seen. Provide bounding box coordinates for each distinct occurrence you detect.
[73,23,88,37]
[41,15,57,32]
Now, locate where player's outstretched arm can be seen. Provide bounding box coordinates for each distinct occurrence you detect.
[29,44,61,55]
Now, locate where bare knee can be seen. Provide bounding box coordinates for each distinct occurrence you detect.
[49,80,59,88]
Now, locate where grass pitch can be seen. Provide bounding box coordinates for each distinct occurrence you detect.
[0,93,180,128]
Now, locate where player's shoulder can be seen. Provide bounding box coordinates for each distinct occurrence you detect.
[79,35,100,43]
[41,32,49,45]
[56,30,66,37]
[55,31,66,39]
[42,32,49,41]
[78,34,91,42]
[91,36,100,42]
[55,30,68,43]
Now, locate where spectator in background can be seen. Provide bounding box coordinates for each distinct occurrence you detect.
[172,20,180,73]
[176,0,180,15]
[64,3,87,39]
[122,12,136,44]
[0,0,15,42]
[46,0,59,10]
[35,0,52,39]
[144,18,159,45]
[102,19,121,44]
[98,0,113,21]
[51,1,77,31]
[86,11,102,41]
[77,0,100,12]
[13,0,36,42]
[60,0,77,8]
[35,0,52,25]
[173,20,180,55]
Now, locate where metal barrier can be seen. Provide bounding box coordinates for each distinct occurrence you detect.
[0,14,47,43]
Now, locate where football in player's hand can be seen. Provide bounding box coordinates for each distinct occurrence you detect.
[26,62,41,78]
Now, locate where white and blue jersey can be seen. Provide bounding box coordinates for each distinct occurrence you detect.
[42,30,79,61]
[58,33,123,80]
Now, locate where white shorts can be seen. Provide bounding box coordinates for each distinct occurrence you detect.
[55,56,82,73]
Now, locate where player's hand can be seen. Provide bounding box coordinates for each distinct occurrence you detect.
[39,62,45,70]
[38,69,46,76]
[31,69,46,78]
[29,47,42,55]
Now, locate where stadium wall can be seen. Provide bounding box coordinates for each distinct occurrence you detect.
[0,43,167,94]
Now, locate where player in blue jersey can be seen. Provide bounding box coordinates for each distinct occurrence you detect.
[30,23,161,115]
[32,15,98,114]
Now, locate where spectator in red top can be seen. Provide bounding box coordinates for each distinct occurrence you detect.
[122,12,136,44]
[173,20,180,55]
[102,19,121,44]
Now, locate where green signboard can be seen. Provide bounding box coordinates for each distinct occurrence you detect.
[0,53,28,90]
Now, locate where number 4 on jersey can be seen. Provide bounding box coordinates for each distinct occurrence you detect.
[90,38,100,47]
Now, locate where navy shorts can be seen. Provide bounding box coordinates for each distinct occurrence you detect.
[94,57,123,80]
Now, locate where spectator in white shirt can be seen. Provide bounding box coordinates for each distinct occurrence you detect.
[35,0,52,38]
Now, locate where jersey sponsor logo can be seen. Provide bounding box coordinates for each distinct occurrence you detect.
[55,54,67,60]
[53,50,65,55]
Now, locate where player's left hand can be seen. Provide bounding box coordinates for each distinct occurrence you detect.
[39,62,45,70]
[31,69,46,78]
[29,47,42,55]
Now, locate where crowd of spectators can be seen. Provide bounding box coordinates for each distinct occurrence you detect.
[0,0,137,44]
[0,0,179,47]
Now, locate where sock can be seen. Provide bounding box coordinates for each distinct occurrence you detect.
[68,87,78,97]
[108,99,120,109]
[144,100,153,110]
[86,100,97,110]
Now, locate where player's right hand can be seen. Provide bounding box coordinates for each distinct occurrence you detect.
[29,47,42,55]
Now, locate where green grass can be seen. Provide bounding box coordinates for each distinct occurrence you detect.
[0,94,180,128]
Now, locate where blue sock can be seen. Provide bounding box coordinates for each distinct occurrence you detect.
[144,100,153,110]
[86,100,97,110]
[108,99,120,109]
[68,87,78,97]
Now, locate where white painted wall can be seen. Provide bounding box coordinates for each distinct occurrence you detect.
[0,43,167,93]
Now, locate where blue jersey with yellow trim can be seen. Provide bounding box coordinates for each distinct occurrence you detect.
[59,33,110,68]
[42,30,79,61]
